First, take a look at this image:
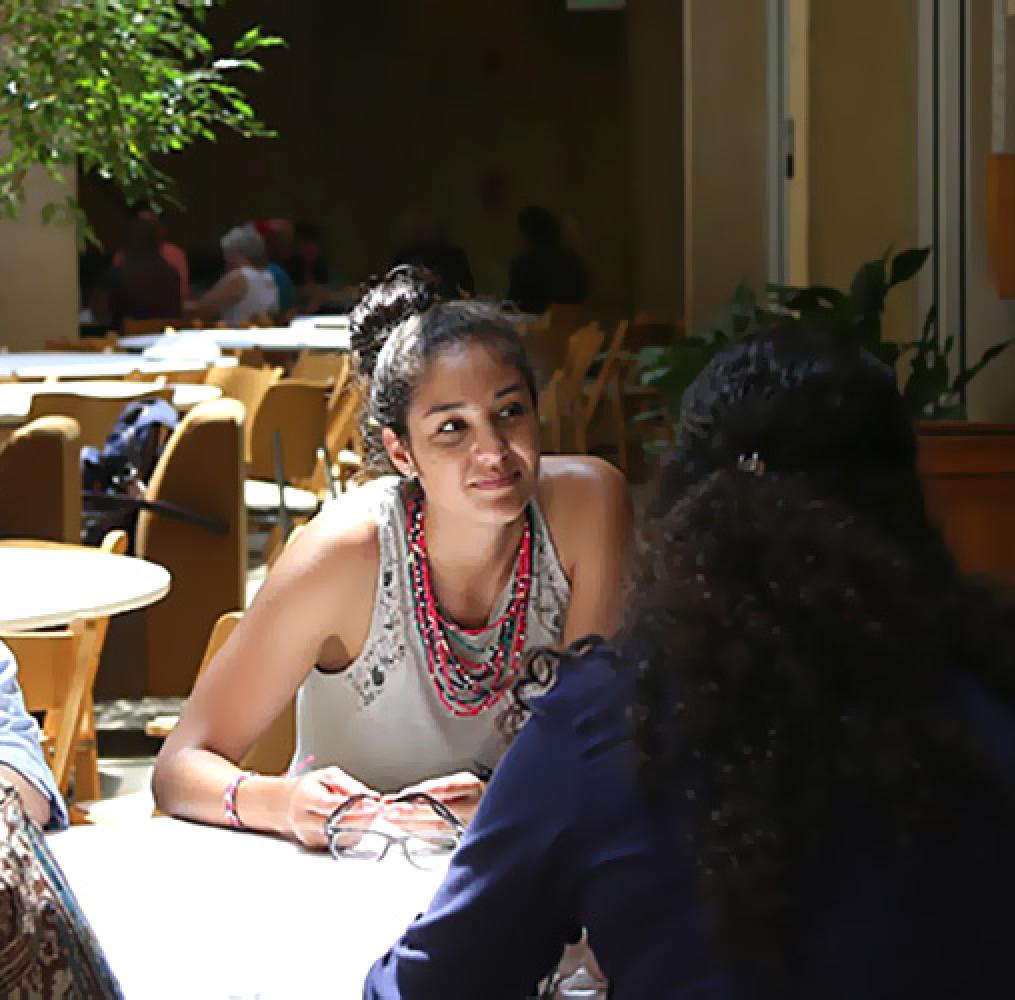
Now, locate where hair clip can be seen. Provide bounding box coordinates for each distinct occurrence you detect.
[737,452,765,477]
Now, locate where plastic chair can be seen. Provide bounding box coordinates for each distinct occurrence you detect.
[147,610,296,775]
[28,387,174,450]
[0,415,81,543]
[1,529,129,804]
[136,398,247,697]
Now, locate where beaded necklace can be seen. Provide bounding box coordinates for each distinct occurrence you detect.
[405,494,533,718]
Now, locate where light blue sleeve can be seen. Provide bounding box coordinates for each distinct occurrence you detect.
[0,639,69,830]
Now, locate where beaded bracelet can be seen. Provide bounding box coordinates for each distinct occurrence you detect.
[224,770,254,829]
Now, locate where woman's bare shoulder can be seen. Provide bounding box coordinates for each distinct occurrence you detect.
[257,489,382,605]
[537,455,628,507]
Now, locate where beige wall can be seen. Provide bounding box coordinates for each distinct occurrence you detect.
[0,165,78,350]
[966,0,1015,420]
[627,0,683,321]
[682,0,769,333]
[792,0,920,345]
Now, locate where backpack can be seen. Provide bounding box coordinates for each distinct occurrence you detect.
[80,398,179,551]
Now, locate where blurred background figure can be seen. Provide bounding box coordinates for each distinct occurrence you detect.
[188,223,279,325]
[392,209,475,299]
[108,214,182,330]
[287,219,331,313]
[255,217,297,314]
[507,205,589,315]
[114,204,190,301]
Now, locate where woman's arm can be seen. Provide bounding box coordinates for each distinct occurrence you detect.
[542,456,633,644]
[0,642,65,829]
[152,511,381,847]
[187,269,246,322]
[364,690,582,999]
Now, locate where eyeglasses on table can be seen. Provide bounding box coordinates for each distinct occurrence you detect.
[325,791,466,870]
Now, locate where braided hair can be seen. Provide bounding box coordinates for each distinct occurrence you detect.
[348,265,537,475]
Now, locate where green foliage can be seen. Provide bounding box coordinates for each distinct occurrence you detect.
[637,246,1015,423]
[0,0,284,240]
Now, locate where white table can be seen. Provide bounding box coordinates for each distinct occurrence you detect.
[48,818,448,999]
[0,544,171,629]
[0,352,221,379]
[120,326,351,353]
[0,381,221,427]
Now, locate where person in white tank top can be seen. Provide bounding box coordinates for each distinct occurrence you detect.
[154,265,631,853]
[188,223,280,325]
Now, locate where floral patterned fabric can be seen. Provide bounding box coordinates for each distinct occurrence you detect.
[0,784,123,998]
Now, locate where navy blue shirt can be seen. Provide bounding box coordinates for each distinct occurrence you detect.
[365,649,1015,998]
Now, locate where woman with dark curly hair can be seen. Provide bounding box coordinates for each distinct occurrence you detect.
[365,324,1015,998]
[153,266,630,847]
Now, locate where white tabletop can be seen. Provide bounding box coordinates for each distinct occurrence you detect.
[0,352,217,379]
[120,326,351,353]
[48,818,448,999]
[0,545,171,629]
[0,381,221,426]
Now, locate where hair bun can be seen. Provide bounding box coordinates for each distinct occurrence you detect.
[350,265,442,379]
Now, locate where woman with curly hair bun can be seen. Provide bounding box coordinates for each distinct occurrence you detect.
[365,324,1015,999]
[153,266,630,846]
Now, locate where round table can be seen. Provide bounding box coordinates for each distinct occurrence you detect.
[0,544,171,629]
[0,381,221,427]
[119,326,351,353]
[0,352,220,379]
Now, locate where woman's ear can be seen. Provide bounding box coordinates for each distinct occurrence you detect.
[381,427,416,478]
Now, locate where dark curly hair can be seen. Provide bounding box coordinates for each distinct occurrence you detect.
[348,265,537,475]
[625,324,1015,974]
[512,323,1015,977]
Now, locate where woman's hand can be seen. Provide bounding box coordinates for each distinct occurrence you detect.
[284,766,380,849]
[384,771,486,829]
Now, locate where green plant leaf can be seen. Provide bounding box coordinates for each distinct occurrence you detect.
[951,338,1015,394]
[849,258,888,318]
[903,355,950,418]
[890,246,931,287]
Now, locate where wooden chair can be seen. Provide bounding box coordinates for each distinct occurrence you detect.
[203,364,282,455]
[0,415,81,543]
[1,529,129,804]
[318,380,364,492]
[246,380,329,561]
[122,317,181,336]
[539,323,605,455]
[27,386,174,450]
[573,321,630,470]
[136,398,247,696]
[146,610,296,775]
[44,333,120,353]
[291,351,351,388]
[521,303,588,389]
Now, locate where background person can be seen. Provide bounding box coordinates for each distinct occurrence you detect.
[365,325,1015,999]
[188,224,279,325]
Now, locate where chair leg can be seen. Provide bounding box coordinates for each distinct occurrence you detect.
[72,695,101,802]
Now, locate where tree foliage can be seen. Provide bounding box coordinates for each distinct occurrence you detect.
[0,0,283,238]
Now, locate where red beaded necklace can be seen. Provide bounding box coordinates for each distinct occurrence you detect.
[406,494,533,718]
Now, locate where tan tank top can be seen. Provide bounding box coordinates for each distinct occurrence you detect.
[294,477,571,792]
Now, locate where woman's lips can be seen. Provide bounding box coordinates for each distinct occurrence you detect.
[471,470,521,491]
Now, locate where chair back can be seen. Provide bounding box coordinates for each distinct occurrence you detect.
[559,323,605,404]
[0,416,80,543]
[28,388,174,450]
[122,318,180,336]
[291,351,351,388]
[192,611,295,774]
[203,364,282,457]
[2,618,88,795]
[136,398,246,696]
[248,380,329,485]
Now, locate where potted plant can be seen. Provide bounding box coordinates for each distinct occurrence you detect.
[635,248,1015,583]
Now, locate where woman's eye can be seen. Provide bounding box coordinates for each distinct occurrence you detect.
[499,402,525,419]
[436,418,466,436]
